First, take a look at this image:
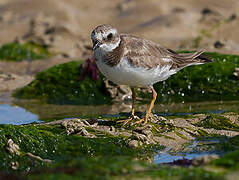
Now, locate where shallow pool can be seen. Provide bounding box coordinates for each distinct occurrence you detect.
[0,104,41,125]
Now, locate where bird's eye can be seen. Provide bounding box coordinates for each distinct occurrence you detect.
[107,33,113,40]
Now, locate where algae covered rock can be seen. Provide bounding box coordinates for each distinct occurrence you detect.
[15,52,239,104]
[0,122,157,173]
[14,61,111,104]
[195,114,239,131]
[150,52,239,102]
[0,42,51,61]
[0,118,229,179]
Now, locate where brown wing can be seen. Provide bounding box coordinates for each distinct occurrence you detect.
[121,34,212,70]
[121,34,172,69]
[167,49,212,69]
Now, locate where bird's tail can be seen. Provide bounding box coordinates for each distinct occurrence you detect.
[168,49,213,69]
[180,50,213,64]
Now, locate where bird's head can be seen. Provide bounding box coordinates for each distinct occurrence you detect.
[91,24,120,52]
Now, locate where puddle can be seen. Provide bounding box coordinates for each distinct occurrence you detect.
[154,138,224,164]
[154,151,214,164]
[0,100,238,125]
[0,104,41,125]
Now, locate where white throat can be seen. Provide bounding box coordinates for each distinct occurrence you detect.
[99,38,121,52]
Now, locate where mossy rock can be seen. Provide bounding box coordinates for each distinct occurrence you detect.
[14,61,112,104]
[0,123,224,179]
[0,42,51,61]
[195,114,239,131]
[212,149,239,169]
[0,124,154,171]
[15,52,239,104]
[140,52,239,103]
[211,135,239,169]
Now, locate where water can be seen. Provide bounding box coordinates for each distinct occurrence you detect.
[154,138,224,164]
[0,99,235,166]
[0,100,238,125]
[154,151,214,164]
[0,104,41,125]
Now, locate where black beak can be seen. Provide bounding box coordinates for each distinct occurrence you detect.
[92,41,101,51]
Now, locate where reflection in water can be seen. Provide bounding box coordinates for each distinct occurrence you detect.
[0,100,239,125]
[154,138,224,164]
[0,104,40,125]
[154,151,213,164]
[16,100,239,121]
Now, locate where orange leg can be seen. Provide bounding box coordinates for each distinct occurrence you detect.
[130,87,136,117]
[134,85,157,125]
[120,87,137,126]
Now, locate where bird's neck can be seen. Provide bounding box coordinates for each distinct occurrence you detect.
[101,38,124,67]
[101,38,121,53]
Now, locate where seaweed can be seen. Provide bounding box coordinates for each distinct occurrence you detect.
[14,61,112,104]
[0,42,51,61]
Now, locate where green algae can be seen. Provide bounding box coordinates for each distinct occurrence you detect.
[210,135,239,169]
[0,123,159,172]
[27,162,224,180]
[0,122,233,179]
[174,131,188,140]
[226,135,239,149]
[152,52,239,103]
[0,42,51,61]
[212,136,239,169]
[14,52,239,104]
[14,61,112,104]
[212,135,239,152]
[197,129,209,136]
[212,149,239,169]
[195,114,239,131]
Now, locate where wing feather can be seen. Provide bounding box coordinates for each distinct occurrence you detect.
[121,34,212,70]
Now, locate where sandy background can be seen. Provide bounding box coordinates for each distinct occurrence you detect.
[0,0,239,93]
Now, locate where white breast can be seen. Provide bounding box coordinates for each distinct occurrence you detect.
[95,56,177,87]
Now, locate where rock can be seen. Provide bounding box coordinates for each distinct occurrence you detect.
[134,125,153,136]
[201,8,215,15]
[233,67,239,77]
[14,61,112,104]
[199,7,222,25]
[228,13,237,22]
[131,126,156,145]
[5,139,20,155]
[94,125,118,136]
[0,73,33,92]
[149,114,167,124]
[26,152,52,163]
[61,118,96,137]
[104,80,131,101]
[128,140,139,148]
[133,133,148,142]
[192,154,219,166]
[77,127,96,138]
[214,40,225,49]
[110,126,115,133]
[19,14,87,59]
[10,161,19,170]
[119,131,132,137]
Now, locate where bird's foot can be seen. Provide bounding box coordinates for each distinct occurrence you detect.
[133,117,148,126]
[117,115,140,126]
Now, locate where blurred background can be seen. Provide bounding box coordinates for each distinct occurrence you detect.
[0,0,238,88]
[0,0,239,63]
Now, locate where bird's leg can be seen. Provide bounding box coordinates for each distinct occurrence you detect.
[119,87,138,126]
[130,87,136,117]
[134,85,157,125]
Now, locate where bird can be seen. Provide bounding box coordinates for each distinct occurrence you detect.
[91,24,212,125]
